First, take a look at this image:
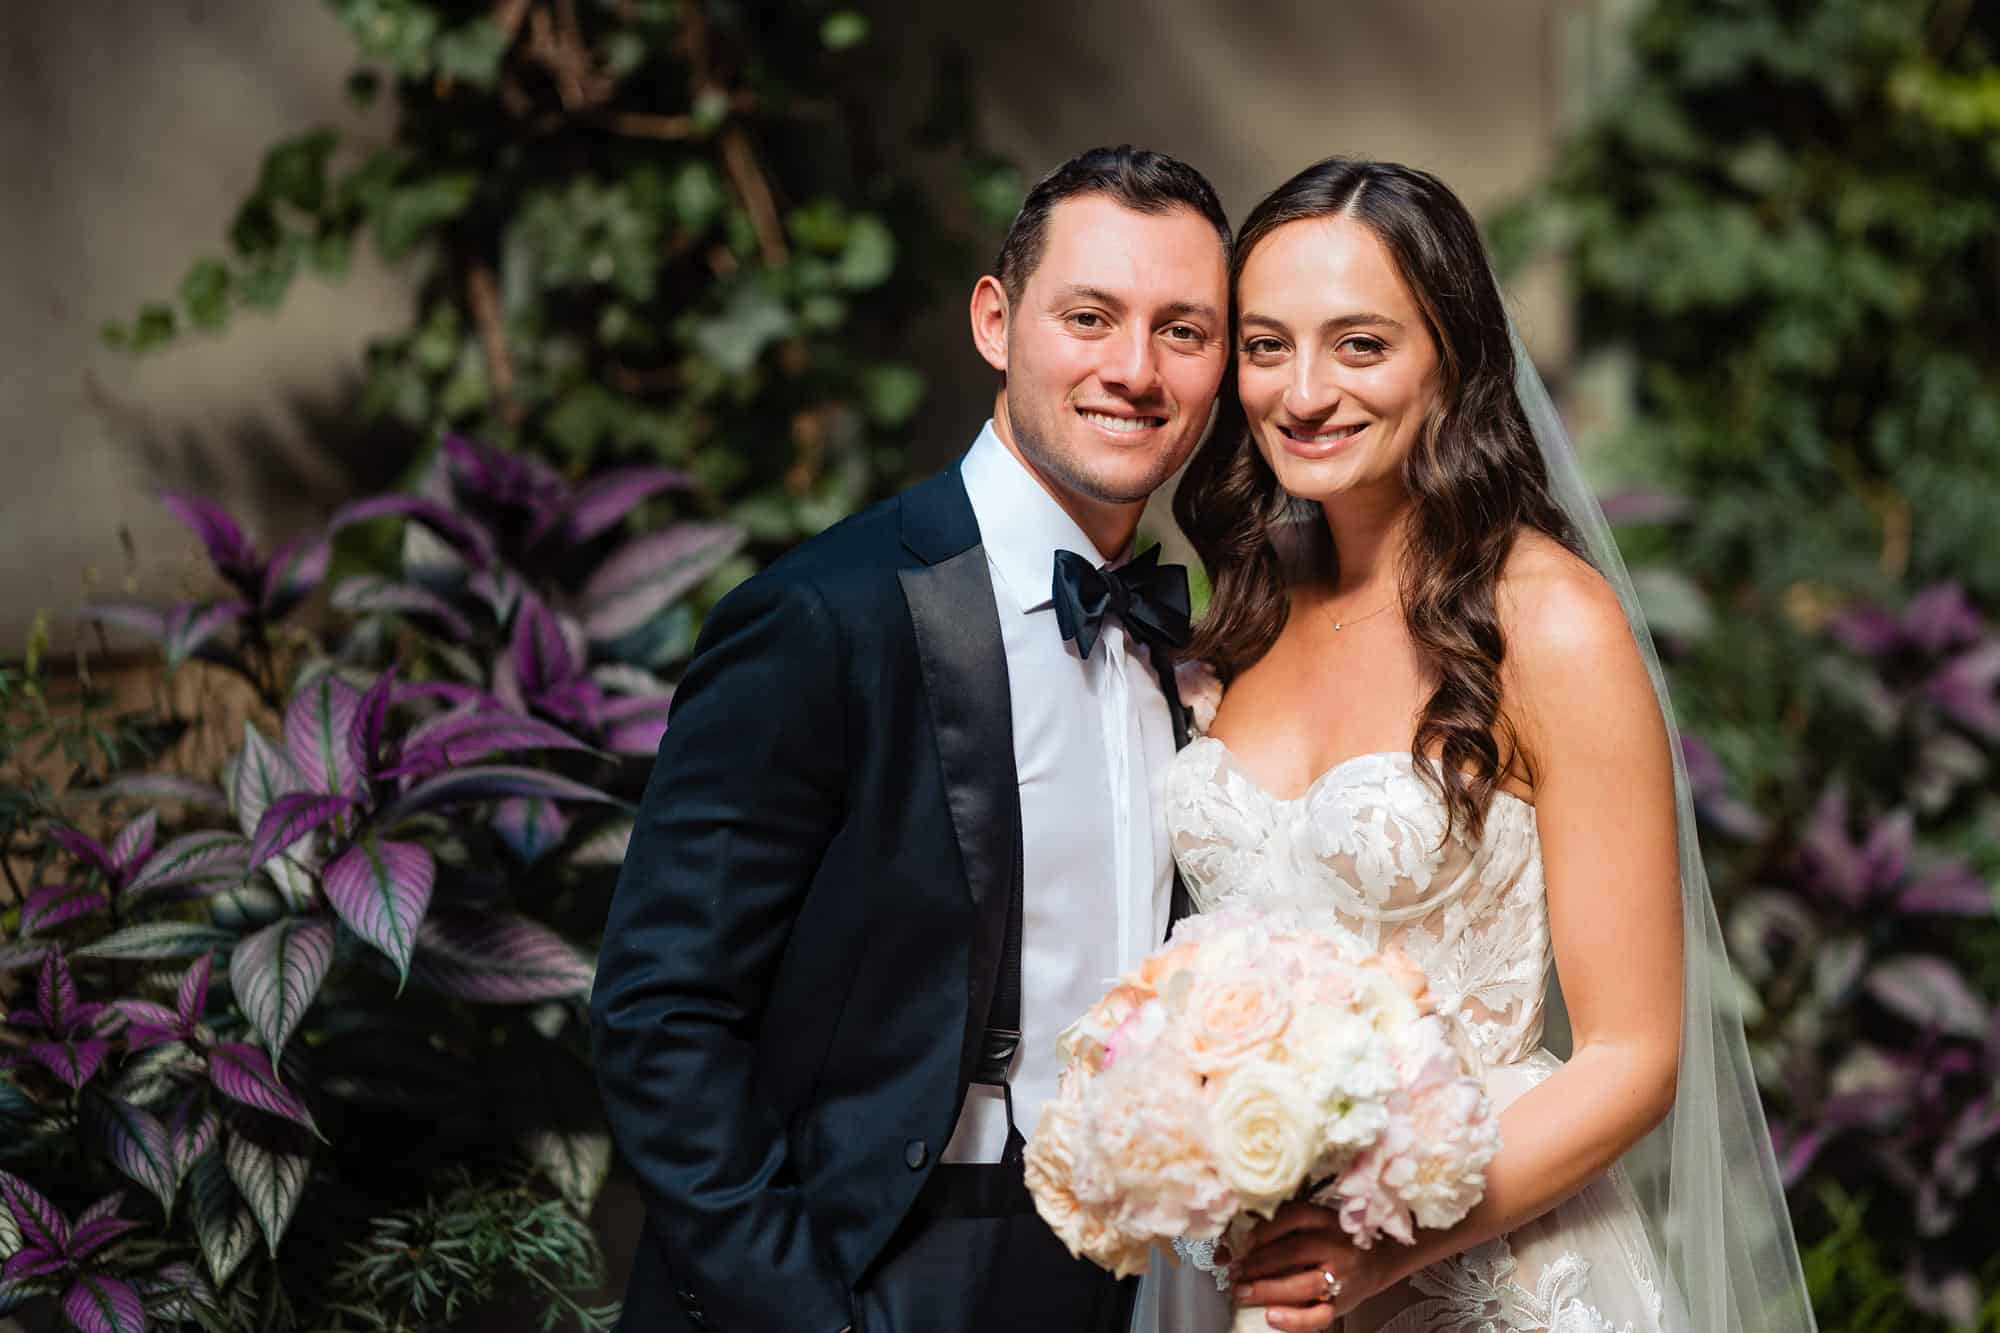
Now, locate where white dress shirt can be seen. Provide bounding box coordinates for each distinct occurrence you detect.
[942,422,1178,1164]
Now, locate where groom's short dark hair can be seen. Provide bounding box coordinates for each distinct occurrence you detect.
[994,145,1230,303]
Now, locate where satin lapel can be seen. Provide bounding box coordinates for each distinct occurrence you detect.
[899,540,1018,1084]
[1155,647,1194,932]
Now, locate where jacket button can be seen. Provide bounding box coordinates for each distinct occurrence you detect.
[904,1138,928,1170]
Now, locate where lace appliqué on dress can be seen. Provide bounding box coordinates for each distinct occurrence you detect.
[1382,1240,1652,1333]
[1173,1236,1233,1293]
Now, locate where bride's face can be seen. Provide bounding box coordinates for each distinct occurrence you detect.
[1234,215,1440,505]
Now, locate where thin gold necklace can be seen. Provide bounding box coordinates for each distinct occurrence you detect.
[1322,592,1397,632]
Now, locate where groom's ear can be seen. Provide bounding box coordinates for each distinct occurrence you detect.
[969,275,1011,374]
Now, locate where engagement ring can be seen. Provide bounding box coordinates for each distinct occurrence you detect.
[1320,1269,1343,1305]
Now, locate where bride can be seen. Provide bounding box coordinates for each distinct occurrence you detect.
[1134,159,1815,1331]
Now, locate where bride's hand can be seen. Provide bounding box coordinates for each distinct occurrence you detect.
[1230,1201,1396,1330]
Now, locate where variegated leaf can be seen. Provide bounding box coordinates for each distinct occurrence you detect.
[322,839,434,981]
[580,522,746,641]
[108,812,159,877]
[19,882,110,935]
[231,722,308,842]
[0,1168,69,1255]
[77,924,235,962]
[247,792,354,870]
[188,1150,256,1286]
[230,917,335,1064]
[492,798,569,866]
[224,1116,310,1258]
[206,1045,317,1134]
[379,765,619,825]
[284,674,364,799]
[84,1091,177,1213]
[62,1272,147,1333]
[123,831,250,904]
[409,911,594,1003]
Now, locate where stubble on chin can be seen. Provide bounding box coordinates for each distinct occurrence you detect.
[1014,415,1185,509]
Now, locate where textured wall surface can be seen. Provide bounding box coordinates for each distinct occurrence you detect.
[0,1,1597,647]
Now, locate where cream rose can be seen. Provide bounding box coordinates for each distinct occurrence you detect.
[1208,1060,1317,1215]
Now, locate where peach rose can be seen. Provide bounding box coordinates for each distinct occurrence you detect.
[1181,971,1292,1073]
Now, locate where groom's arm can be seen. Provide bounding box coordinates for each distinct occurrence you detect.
[591,571,852,1332]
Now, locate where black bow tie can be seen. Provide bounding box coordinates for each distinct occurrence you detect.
[1051,546,1193,661]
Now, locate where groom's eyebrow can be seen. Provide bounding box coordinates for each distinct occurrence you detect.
[1050,286,1219,326]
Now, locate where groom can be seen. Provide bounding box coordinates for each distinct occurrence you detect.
[591,145,1231,1332]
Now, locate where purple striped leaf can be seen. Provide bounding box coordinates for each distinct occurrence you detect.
[284,674,364,800]
[123,832,250,904]
[329,575,475,641]
[602,692,674,757]
[0,1171,67,1254]
[410,912,595,1003]
[167,1097,222,1186]
[231,723,308,841]
[2,1248,66,1282]
[442,433,564,510]
[161,493,258,580]
[84,1093,175,1214]
[76,924,234,962]
[393,680,494,710]
[509,593,582,697]
[0,941,51,973]
[380,766,619,826]
[391,707,593,779]
[248,792,355,871]
[323,839,434,981]
[581,522,746,641]
[108,813,159,878]
[36,952,83,1032]
[79,775,229,812]
[353,667,399,777]
[230,917,335,1064]
[1866,955,1990,1037]
[1928,640,2000,739]
[108,999,180,1032]
[0,1177,17,1254]
[330,494,493,568]
[175,955,212,1031]
[224,1116,311,1257]
[30,1040,110,1091]
[162,601,249,669]
[468,567,522,622]
[560,465,692,546]
[492,798,569,865]
[73,1193,126,1231]
[206,1044,317,1134]
[73,604,167,644]
[62,1272,146,1333]
[47,827,115,878]
[132,1261,217,1324]
[20,884,110,936]
[1899,862,1995,916]
[188,1152,255,1286]
[259,534,330,618]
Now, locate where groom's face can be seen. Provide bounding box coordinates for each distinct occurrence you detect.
[977,193,1228,514]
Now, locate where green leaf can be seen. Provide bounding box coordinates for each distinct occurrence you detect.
[309,229,354,279]
[435,18,511,89]
[189,1149,256,1286]
[821,11,870,50]
[180,260,233,331]
[130,303,178,353]
[261,129,339,214]
[861,364,925,427]
[670,162,725,231]
[375,173,478,261]
[689,282,794,375]
[835,215,895,290]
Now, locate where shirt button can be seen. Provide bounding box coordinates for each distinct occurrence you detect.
[904,1138,929,1170]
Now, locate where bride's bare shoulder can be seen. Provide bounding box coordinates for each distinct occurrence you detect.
[1498,530,1627,659]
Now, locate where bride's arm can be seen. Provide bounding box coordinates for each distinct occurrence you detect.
[1235,553,1686,1329]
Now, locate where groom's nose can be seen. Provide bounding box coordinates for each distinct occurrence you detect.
[1098,327,1162,400]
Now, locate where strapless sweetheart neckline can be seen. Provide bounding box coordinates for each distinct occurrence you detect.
[1184,734,1536,815]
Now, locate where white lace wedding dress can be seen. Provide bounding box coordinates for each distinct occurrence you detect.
[1140,736,1673,1333]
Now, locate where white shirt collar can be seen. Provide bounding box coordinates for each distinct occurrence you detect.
[959,420,1128,615]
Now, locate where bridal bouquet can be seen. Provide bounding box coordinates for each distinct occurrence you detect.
[1024,908,1501,1279]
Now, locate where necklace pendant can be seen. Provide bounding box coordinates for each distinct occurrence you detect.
[1333,622,1343,632]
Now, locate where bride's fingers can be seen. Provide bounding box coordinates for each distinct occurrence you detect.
[1233,1262,1348,1310]
[1260,1301,1339,1332]
[1232,1231,1339,1282]
[1243,1202,1341,1255]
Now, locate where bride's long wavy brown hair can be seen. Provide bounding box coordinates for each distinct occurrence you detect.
[1176,158,1583,839]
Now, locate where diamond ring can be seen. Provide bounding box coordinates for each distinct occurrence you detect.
[1320,1269,1343,1305]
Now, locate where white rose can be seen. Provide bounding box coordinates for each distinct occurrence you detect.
[1208,1060,1317,1215]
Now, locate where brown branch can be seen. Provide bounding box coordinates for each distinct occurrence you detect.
[466,264,522,426]
[493,0,534,42]
[720,125,789,267]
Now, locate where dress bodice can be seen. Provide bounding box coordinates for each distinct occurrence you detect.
[1167,736,1552,1068]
